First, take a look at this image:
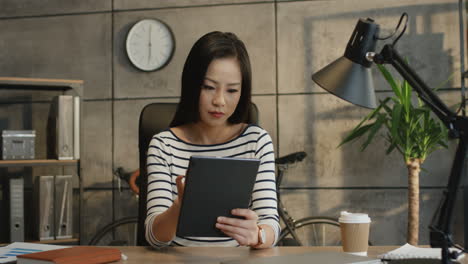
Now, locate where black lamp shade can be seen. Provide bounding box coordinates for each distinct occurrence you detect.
[312,18,379,109]
[312,56,376,109]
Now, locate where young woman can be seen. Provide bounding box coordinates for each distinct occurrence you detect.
[145,31,279,248]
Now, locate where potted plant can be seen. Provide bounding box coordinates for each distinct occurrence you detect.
[339,64,449,245]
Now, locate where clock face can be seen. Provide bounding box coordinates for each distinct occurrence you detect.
[126,19,175,71]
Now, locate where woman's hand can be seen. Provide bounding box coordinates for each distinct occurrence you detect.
[174,175,185,208]
[151,175,186,242]
[215,208,259,246]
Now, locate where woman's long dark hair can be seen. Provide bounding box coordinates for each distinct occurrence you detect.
[170,31,252,127]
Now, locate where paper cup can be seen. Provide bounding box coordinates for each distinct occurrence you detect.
[338,211,371,256]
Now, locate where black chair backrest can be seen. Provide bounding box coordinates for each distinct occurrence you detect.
[136,102,259,246]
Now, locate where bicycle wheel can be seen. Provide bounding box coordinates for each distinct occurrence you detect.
[88,217,138,246]
[279,216,341,246]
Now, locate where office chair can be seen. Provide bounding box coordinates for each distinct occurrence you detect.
[136,102,259,246]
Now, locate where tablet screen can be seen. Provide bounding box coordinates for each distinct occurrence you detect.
[176,156,260,237]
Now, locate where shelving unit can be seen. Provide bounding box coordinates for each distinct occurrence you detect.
[0,160,78,167]
[0,77,83,244]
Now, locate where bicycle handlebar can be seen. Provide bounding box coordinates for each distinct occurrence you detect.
[275,151,307,165]
[114,167,140,195]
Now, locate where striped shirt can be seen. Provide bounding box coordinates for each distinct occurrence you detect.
[144,124,280,248]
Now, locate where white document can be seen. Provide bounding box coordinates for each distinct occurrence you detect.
[0,242,67,263]
[378,243,464,260]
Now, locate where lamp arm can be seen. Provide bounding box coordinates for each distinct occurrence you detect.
[374,43,468,263]
[431,137,467,264]
[375,44,457,126]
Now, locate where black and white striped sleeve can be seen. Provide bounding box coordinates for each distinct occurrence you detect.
[252,130,280,245]
[144,135,174,248]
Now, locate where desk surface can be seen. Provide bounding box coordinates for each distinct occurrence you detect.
[115,246,462,263]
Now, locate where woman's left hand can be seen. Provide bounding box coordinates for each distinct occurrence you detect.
[216,208,259,246]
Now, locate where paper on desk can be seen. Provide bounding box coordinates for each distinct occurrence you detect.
[378,243,463,260]
[0,242,68,263]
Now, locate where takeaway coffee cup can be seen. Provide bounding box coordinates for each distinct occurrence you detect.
[338,211,371,256]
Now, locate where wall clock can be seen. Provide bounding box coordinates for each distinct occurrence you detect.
[126,19,175,71]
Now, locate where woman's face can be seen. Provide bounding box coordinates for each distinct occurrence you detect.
[198,57,242,127]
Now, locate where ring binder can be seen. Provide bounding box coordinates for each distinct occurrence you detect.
[35,176,54,241]
[48,95,74,160]
[10,177,24,242]
[55,175,73,239]
[34,175,73,240]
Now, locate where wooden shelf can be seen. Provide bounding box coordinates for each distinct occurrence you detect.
[0,159,78,167]
[27,238,79,245]
[0,77,83,84]
[0,238,79,247]
[0,77,83,91]
[0,77,84,98]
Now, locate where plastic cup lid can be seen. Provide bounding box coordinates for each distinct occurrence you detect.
[338,211,371,223]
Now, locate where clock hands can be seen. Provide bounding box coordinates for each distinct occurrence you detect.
[148,24,152,65]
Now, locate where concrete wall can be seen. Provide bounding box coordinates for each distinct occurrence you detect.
[0,0,464,245]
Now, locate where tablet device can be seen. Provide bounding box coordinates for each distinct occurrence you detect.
[176,156,260,237]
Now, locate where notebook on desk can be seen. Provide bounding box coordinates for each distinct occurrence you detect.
[221,251,381,264]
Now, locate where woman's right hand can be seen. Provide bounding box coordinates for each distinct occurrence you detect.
[174,175,185,208]
[151,175,186,242]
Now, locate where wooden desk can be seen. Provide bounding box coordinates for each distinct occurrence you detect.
[113,246,399,263]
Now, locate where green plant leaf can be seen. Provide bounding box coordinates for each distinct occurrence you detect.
[403,80,412,113]
[377,64,402,98]
[386,142,398,154]
[338,123,374,147]
[361,114,386,151]
[339,60,448,166]
[390,103,402,138]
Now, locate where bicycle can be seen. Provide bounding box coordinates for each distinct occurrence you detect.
[89,152,342,246]
[87,168,139,246]
[274,152,341,246]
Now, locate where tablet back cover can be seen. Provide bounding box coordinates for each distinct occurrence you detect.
[176,156,260,237]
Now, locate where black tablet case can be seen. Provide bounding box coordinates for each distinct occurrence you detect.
[176,156,260,237]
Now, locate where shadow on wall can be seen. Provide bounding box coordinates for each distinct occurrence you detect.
[81,178,138,245]
[0,96,34,131]
[298,2,458,244]
[82,189,113,244]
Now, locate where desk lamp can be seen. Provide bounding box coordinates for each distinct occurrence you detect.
[312,14,466,264]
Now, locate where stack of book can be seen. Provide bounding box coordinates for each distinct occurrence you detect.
[16,246,121,264]
[0,242,121,264]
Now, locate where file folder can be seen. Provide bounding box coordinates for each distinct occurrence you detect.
[48,95,74,160]
[35,176,54,241]
[54,175,73,239]
[10,177,24,242]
